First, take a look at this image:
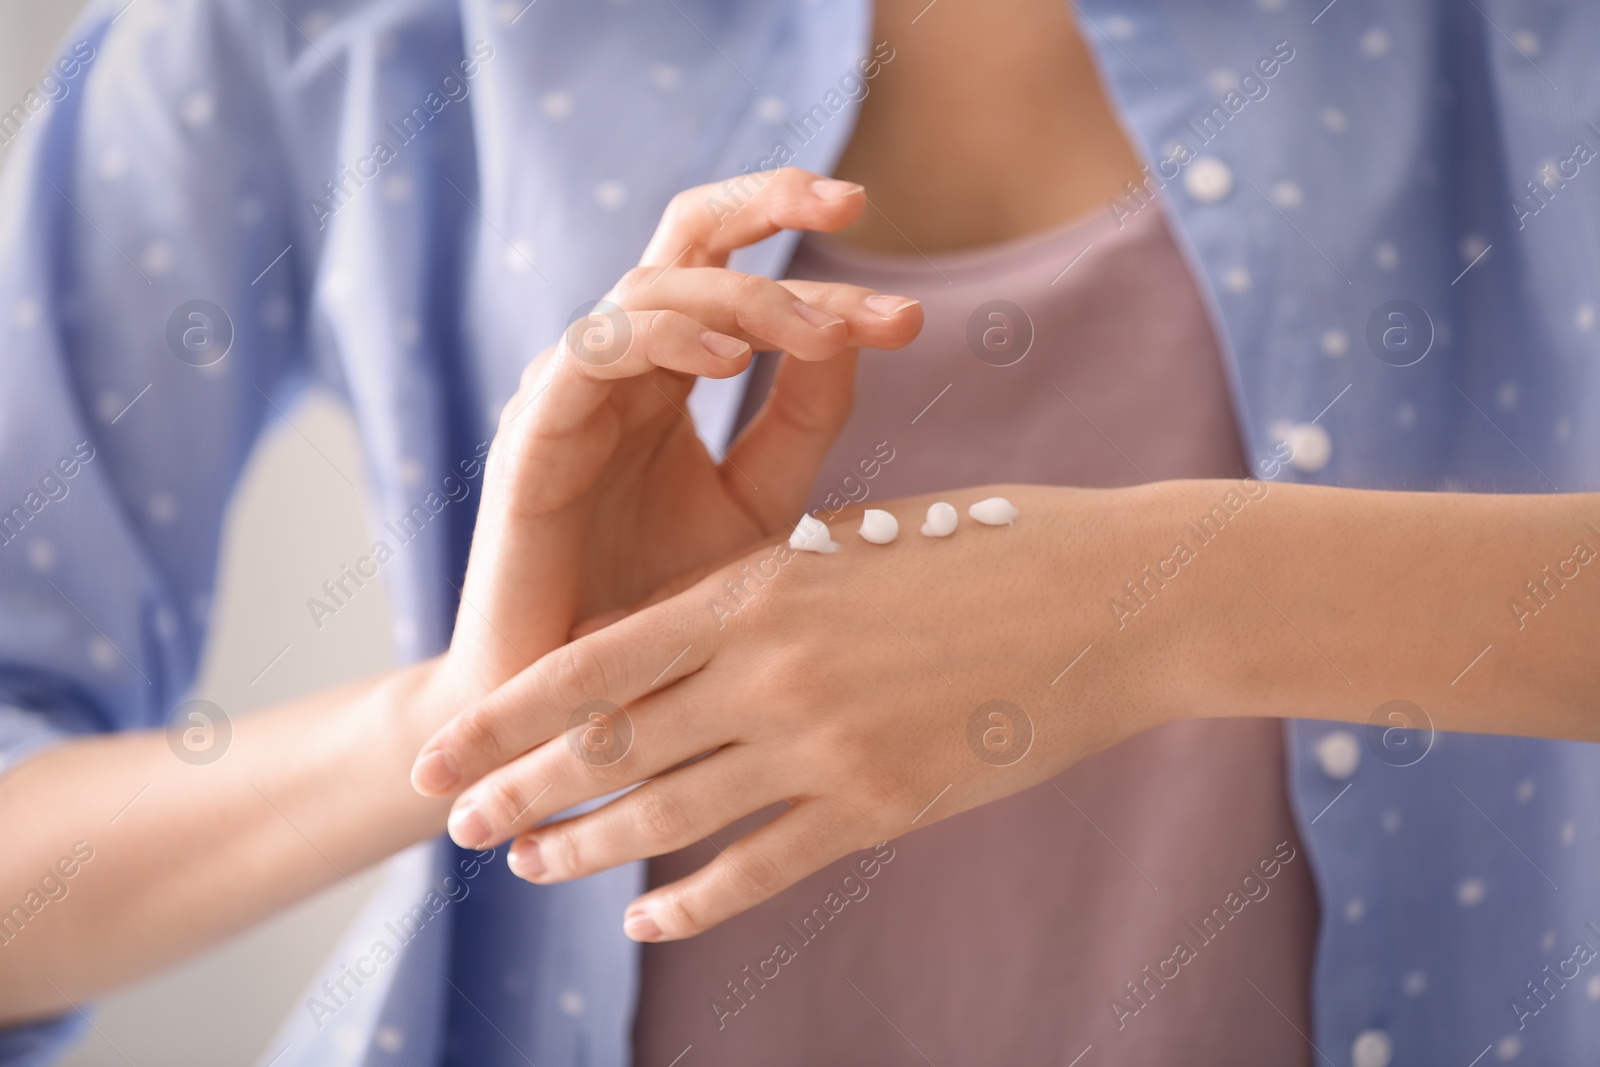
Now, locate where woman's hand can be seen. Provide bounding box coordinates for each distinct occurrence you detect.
[415,471,1600,939]
[440,167,923,704]
[413,485,1190,939]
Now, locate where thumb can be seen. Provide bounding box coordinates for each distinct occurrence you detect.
[718,348,859,533]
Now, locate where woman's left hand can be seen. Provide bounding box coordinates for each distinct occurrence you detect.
[424,465,1600,939]
[413,484,1187,940]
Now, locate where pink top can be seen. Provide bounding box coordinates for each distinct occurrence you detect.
[633,205,1317,1065]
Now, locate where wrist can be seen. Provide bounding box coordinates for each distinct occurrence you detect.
[1077,478,1277,734]
[979,482,1195,766]
[366,655,468,763]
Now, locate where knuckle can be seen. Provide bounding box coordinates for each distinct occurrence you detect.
[654,886,707,937]
[730,847,784,898]
[631,787,685,844]
[854,767,908,813]
[544,640,612,710]
[770,166,811,196]
[483,774,529,829]
[451,705,509,765]
[730,271,771,305]
[663,187,700,225]
[635,308,681,349]
[613,266,654,305]
[497,392,527,438]
[542,823,585,877]
[516,345,556,392]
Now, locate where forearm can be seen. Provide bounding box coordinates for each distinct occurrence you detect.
[0,659,456,1022]
[1133,480,1600,739]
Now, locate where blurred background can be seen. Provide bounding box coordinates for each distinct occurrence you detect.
[3,2,397,1063]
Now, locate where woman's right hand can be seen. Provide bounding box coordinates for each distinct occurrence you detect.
[423,168,924,765]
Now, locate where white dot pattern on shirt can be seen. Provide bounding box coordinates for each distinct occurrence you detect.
[98,146,129,180]
[755,96,787,124]
[141,241,175,277]
[15,9,1600,1066]
[1184,157,1233,203]
[1287,422,1332,473]
[649,64,683,91]
[88,636,118,671]
[26,540,55,572]
[1316,730,1360,779]
[12,298,40,329]
[181,92,215,128]
[541,91,574,120]
[1103,15,1136,40]
[1351,1029,1392,1067]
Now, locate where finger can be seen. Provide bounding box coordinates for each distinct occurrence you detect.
[570,607,630,640]
[412,599,716,796]
[721,351,859,530]
[445,676,736,848]
[515,308,750,440]
[619,799,865,941]
[615,271,922,359]
[505,747,786,883]
[639,167,866,271]
[779,278,923,352]
[612,268,850,363]
[563,308,755,381]
[718,282,920,526]
[521,274,855,444]
[526,273,920,443]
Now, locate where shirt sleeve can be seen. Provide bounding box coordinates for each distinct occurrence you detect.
[0,1,307,1055]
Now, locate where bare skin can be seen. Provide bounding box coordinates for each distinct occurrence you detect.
[9,0,1598,1039]
[423,478,1600,942]
[10,0,1136,1020]
[0,171,921,1021]
[832,0,1144,252]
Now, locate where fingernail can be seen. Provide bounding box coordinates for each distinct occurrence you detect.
[412,750,461,794]
[509,838,547,880]
[811,178,863,201]
[794,300,845,330]
[624,910,663,942]
[699,329,750,360]
[863,294,920,317]
[447,804,490,848]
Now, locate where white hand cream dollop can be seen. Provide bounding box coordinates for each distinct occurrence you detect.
[858,509,899,544]
[968,496,1020,526]
[789,513,840,554]
[921,502,958,537]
